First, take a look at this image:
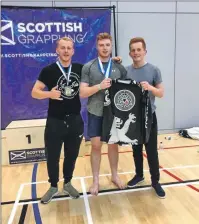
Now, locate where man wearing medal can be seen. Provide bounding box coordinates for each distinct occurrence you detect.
[80,33,127,196]
[31,37,84,204]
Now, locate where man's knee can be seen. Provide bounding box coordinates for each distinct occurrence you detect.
[91,137,102,151]
[108,144,118,150]
[92,143,102,151]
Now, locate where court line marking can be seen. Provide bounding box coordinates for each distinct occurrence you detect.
[17,181,199,206]
[143,153,199,193]
[21,164,199,185]
[160,166,199,192]
[32,163,42,223]
[3,179,199,206]
[18,195,84,205]
[84,144,199,156]
[80,177,93,224]
[8,184,24,224]
[18,204,28,224]
[81,164,199,179]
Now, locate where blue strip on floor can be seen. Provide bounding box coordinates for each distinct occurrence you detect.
[32,163,42,224]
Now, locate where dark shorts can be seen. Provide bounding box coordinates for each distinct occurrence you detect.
[87,112,103,138]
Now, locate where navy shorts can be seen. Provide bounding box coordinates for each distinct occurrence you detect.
[87,112,103,138]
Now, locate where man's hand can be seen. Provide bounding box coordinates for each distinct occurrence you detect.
[112,56,122,64]
[140,81,164,98]
[140,81,153,91]
[50,86,63,100]
[100,78,112,89]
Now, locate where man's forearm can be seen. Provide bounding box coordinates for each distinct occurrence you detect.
[80,84,100,98]
[150,86,164,98]
[31,89,51,100]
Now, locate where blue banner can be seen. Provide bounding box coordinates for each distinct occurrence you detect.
[1,7,111,139]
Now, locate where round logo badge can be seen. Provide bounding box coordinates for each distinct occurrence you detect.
[114,90,135,111]
[57,72,79,99]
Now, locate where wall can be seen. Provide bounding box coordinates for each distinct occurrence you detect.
[2,0,199,131]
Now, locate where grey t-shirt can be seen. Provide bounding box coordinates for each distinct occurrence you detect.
[81,58,127,116]
[125,63,162,113]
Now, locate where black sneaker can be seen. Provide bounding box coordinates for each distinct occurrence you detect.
[127,175,145,188]
[152,183,166,199]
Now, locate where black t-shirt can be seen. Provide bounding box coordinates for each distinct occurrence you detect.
[101,79,152,145]
[38,62,83,119]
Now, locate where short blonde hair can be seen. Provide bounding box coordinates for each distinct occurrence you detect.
[96,32,112,42]
[56,37,74,47]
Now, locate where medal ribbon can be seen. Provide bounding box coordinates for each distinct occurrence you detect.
[98,57,112,78]
[56,61,72,86]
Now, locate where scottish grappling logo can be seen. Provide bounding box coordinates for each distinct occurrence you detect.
[114,90,135,111]
[1,20,87,45]
[1,20,16,45]
[57,72,80,99]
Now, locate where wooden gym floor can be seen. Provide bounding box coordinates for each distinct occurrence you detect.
[2,133,199,224]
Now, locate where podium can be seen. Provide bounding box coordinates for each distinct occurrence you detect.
[2,119,88,166]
